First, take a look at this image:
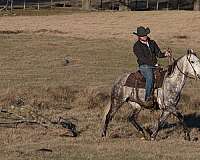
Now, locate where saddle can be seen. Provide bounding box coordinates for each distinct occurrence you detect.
[124,67,167,89]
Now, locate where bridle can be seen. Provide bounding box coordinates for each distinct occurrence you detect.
[175,53,199,80]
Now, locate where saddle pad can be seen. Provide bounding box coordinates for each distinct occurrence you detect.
[124,68,167,89]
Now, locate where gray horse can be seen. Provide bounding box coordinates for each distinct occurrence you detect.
[101,49,200,140]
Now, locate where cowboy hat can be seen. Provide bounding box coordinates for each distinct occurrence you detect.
[133,26,150,37]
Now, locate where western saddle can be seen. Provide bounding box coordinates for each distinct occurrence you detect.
[124,67,167,110]
[124,67,167,89]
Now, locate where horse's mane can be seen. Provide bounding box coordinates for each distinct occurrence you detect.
[167,55,183,76]
[166,52,197,76]
[167,60,177,76]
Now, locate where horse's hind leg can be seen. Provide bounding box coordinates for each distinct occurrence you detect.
[127,102,149,139]
[101,98,124,137]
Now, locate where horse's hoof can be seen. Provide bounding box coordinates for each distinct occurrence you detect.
[140,137,145,140]
[184,135,191,141]
[150,136,156,141]
[101,132,106,138]
[184,132,191,141]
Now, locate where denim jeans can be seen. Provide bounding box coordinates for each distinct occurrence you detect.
[139,65,155,101]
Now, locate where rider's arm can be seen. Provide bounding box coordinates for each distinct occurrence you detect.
[152,40,166,58]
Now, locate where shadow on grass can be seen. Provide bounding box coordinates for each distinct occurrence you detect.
[183,113,200,128]
[161,112,200,130]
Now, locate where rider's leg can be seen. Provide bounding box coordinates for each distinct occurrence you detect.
[139,65,154,103]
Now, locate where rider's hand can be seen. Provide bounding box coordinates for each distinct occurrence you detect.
[164,48,172,57]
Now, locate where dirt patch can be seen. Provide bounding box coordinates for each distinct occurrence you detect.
[173,35,188,39]
[34,29,68,34]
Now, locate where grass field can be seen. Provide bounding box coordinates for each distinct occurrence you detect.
[0,10,200,160]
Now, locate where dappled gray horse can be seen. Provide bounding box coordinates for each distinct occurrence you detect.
[101,49,200,140]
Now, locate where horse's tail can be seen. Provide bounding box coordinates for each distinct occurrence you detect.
[101,90,114,137]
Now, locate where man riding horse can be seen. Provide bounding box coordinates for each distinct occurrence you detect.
[101,27,200,140]
[133,26,171,106]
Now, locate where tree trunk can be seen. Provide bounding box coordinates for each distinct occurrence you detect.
[177,0,180,10]
[156,0,159,10]
[194,0,200,11]
[146,0,149,9]
[166,0,169,10]
[23,0,26,10]
[82,0,91,10]
[100,0,103,9]
[10,0,13,12]
[135,0,138,10]
[37,1,40,10]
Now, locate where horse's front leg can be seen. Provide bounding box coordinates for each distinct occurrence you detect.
[150,110,171,140]
[172,110,191,141]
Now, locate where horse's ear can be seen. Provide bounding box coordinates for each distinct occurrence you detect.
[187,49,194,55]
[187,49,197,57]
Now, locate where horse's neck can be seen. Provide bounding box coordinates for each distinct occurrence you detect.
[164,57,187,94]
[159,57,187,107]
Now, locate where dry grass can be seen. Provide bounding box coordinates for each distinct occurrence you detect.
[0,11,200,160]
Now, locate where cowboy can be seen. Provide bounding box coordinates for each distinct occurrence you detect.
[133,26,171,106]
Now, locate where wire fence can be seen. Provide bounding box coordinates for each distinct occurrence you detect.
[0,0,72,10]
[0,0,199,11]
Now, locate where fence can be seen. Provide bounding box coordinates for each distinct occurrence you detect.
[0,0,199,11]
[0,0,72,11]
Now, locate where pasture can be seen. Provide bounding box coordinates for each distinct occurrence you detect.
[0,10,200,160]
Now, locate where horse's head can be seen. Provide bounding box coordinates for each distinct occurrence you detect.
[185,49,200,79]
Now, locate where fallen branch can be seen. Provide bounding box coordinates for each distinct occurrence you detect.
[0,107,78,137]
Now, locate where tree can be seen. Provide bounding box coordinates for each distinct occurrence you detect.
[100,0,103,9]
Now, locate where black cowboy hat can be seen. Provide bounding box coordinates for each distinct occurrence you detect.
[133,26,150,37]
